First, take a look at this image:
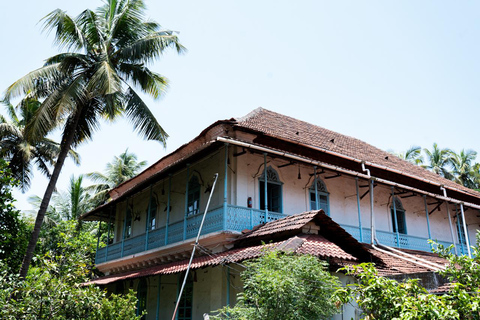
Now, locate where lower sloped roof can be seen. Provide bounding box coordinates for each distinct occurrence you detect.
[85,234,356,286]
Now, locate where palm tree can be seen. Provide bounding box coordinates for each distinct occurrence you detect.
[52,175,93,221]
[0,97,79,191]
[423,143,454,179]
[394,146,424,165]
[5,0,184,277]
[87,149,147,205]
[451,149,478,189]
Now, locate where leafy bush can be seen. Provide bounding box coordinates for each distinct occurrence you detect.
[212,250,340,320]
[0,220,142,319]
[337,238,480,319]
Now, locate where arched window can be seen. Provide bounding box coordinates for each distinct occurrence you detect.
[147,200,157,230]
[187,176,201,216]
[391,197,407,234]
[124,206,132,239]
[259,166,283,213]
[309,179,329,215]
[136,278,147,319]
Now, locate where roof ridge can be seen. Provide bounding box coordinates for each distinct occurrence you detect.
[234,106,265,122]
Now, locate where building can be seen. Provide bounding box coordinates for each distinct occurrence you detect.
[81,108,480,319]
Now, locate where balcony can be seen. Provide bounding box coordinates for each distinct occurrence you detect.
[95,205,287,264]
[95,206,465,265]
[340,224,466,255]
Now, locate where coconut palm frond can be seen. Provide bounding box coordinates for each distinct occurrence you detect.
[123,86,168,143]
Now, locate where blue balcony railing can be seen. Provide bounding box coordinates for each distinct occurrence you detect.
[95,205,288,264]
[95,207,467,264]
[340,224,467,255]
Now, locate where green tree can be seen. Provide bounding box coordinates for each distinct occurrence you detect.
[0,220,142,319]
[212,251,340,320]
[337,238,480,319]
[423,143,454,179]
[87,149,147,205]
[5,0,184,277]
[394,145,424,165]
[451,149,478,189]
[51,175,93,221]
[0,159,30,273]
[0,97,79,191]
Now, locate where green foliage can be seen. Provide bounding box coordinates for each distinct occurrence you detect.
[0,98,79,191]
[434,237,480,319]
[337,263,458,320]
[394,143,480,190]
[212,251,340,320]
[337,237,480,320]
[0,159,30,273]
[0,221,141,319]
[34,219,98,271]
[87,149,147,206]
[0,260,141,319]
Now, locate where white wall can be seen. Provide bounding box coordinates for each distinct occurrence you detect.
[234,151,480,245]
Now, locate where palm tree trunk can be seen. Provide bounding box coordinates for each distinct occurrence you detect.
[19,109,83,278]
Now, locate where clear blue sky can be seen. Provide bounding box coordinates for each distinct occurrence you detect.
[1,1,479,212]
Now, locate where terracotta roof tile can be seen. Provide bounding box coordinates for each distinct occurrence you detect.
[363,244,449,276]
[236,210,320,241]
[235,108,480,199]
[86,234,356,286]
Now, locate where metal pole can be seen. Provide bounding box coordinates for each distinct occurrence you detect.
[392,187,400,247]
[355,178,363,242]
[264,153,268,223]
[183,164,190,240]
[172,173,219,320]
[165,175,171,245]
[370,179,375,245]
[223,144,228,230]
[314,166,318,210]
[424,195,431,239]
[145,184,153,251]
[460,203,471,257]
[445,202,458,255]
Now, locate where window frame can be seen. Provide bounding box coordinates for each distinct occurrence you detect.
[259,166,283,213]
[124,206,132,239]
[309,179,330,216]
[390,197,407,234]
[147,200,157,231]
[187,175,201,216]
[136,278,148,319]
[177,273,194,320]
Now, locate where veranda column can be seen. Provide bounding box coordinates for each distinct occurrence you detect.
[423,196,432,239]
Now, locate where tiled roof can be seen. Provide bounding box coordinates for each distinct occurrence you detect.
[236,210,320,241]
[364,244,449,276]
[235,108,480,199]
[85,234,356,286]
